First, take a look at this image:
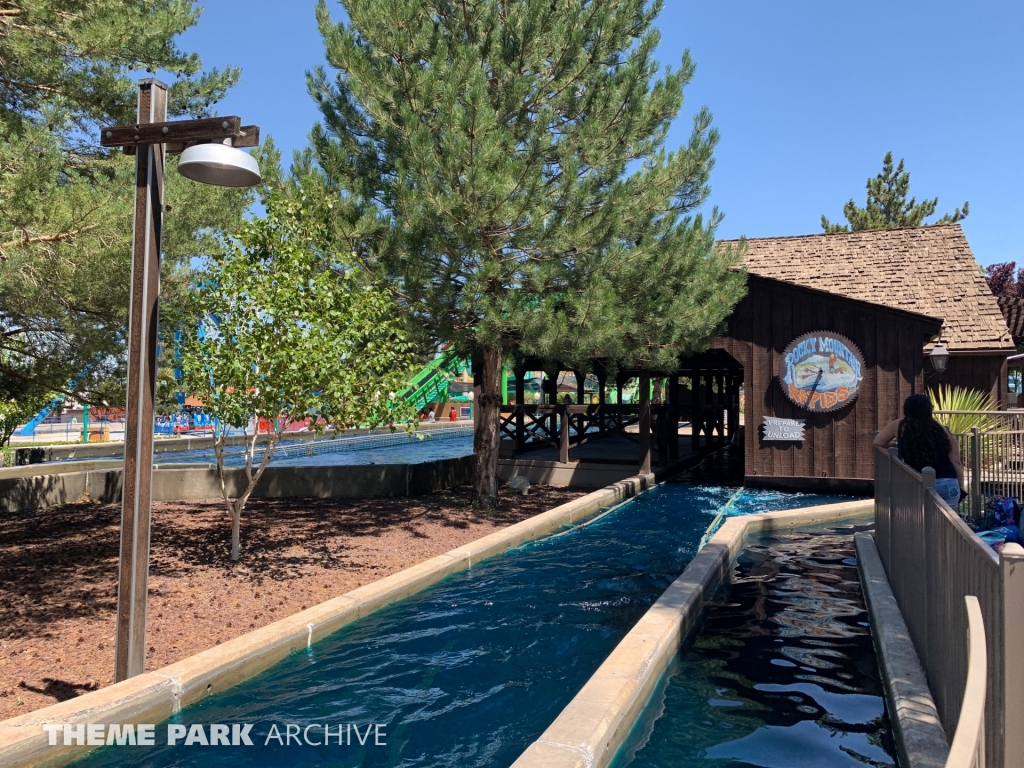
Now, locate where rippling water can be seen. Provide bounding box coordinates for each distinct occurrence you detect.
[78,457,854,768]
[152,435,475,468]
[613,526,896,768]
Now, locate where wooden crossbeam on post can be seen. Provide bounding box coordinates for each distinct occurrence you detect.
[101,116,260,149]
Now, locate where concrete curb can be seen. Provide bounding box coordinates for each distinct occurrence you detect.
[511,498,876,768]
[0,473,657,768]
[855,531,949,768]
[0,456,480,513]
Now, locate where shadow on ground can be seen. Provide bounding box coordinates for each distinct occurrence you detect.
[0,486,584,637]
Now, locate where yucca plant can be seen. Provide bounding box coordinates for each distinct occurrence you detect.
[930,385,1000,435]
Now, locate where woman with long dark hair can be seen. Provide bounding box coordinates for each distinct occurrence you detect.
[874,393,964,506]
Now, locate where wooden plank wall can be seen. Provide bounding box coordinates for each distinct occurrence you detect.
[710,276,941,485]
[931,354,1007,407]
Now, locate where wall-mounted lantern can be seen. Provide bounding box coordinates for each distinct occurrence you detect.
[929,343,950,374]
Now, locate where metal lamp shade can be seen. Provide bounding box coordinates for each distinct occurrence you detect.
[930,343,950,373]
[178,142,261,187]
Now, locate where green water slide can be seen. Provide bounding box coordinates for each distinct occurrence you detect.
[399,350,469,412]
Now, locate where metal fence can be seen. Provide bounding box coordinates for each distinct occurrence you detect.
[874,447,1024,768]
[948,427,1024,520]
[935,409,1024,433]
[237,424,474,466]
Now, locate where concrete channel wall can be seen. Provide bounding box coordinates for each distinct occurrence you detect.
[0,456,479,513]
[510,499,876,768]
[0,471,664,768]
[855,532,950,768]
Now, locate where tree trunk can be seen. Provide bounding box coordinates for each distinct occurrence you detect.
[230,501,241,561]
[639,372,652,475]
[474,345,502,508]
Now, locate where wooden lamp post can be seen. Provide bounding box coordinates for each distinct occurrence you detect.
[100,79,261,682]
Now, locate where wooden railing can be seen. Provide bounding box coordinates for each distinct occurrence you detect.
[875,447,1024,768]
[498,402,731,464]
[946,596,987,768]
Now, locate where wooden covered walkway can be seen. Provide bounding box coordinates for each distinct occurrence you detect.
[487,350,743,475]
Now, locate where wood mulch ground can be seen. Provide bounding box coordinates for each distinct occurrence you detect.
[0,485,588,720]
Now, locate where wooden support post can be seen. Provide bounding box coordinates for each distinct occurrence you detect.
[727,374,740,440]
[691,369,702,452]
[573,369,587,444]
[717,372,725,443]
[543,371,557,437]
[712,371,721,444]
[115,79,167,683]
[724,374,731,441]
[639,372,651,475]
[596,372,607,435]
[559,405,570,464]
[669,374,679,462]
[515,364,526,453]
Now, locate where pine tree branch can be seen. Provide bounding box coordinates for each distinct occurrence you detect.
[0,224,99,259]
[0,76,61,95]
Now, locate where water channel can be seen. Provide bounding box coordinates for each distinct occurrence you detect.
[612,524,896,768]
[78,455,856,767]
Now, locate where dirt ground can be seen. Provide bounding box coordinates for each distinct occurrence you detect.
[0,485,588,720]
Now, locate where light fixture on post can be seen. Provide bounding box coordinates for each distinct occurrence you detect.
[101,80,261,682]
[178,139,261,187]
[930,343,950,375]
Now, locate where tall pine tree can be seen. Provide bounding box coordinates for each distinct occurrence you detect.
[821,152,969,232]
[308,0,745,505]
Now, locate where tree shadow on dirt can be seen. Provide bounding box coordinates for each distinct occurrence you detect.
[19,678,100,703]
[0,485,586,632]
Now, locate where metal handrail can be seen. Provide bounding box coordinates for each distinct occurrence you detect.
[935,410,1021,415]
[945,596,987,768]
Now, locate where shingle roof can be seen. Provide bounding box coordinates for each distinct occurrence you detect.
[997,297,1024,346]
[721,225,1014,352]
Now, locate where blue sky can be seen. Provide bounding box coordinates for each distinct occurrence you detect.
[180,0,1023,266]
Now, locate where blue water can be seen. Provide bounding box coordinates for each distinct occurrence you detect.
[155,435,475,468]
[60,434,475,467]
[78,470,855,767]
[612,524,896,768]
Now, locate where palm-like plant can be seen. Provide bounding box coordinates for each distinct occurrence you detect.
[930,385,999,435]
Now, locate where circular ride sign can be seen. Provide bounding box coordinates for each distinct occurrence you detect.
[781,331,864,412]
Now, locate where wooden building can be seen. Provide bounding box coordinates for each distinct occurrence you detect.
[714,224,1014,491]
[729,225,1015,405]
[495,224,1012,492]
[708,274,941,492]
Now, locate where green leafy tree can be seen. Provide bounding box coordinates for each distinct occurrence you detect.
[822,152,969,233]
[177,193,420,561]
[308,0,746,505]
[0,0,252,440]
